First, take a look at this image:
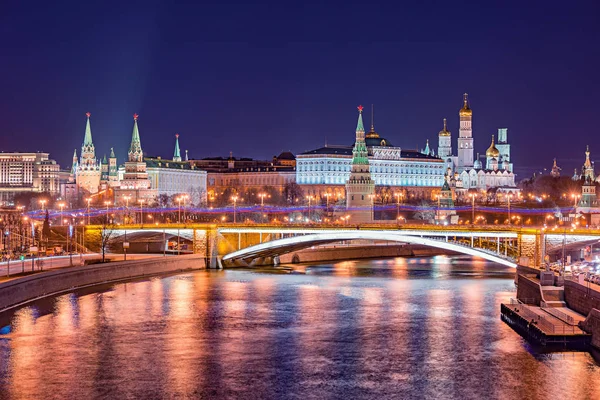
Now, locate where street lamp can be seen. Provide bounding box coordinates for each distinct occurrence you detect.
[86,198,91,225]
[369,194,375,220]
[571,193,581,208]
[123,195,131,224]
[138,199,145,227]
[182,194,189,223]
[258,193,268,223]
[394,192,404,223]
[468,193,477,225]
[177,196,183,223]
[306,195,314,222]
[39,199,47,211]
[231,195,238,223]
[507,194,513,225]
[58,202,65,226]
[104,201,111,224]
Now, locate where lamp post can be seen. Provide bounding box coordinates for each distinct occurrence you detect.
[39,199,47,211]
[306,195,313,222]
[469,193,477,225]
[138,199,145,227]
[86,198,91,225]
[258,193,267,223]
[104,201,111,224]
[507,194,513,225]
[182,194,189,223]
[58,202,65,226]
[394,193,403,224]
[123,195,131,224]
[369,194,375,220]
[177,196,182,223]
[231,195,238,223]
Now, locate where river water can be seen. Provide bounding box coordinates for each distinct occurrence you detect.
[1,256,600,399]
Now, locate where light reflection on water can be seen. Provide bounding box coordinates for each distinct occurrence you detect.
[0,256,599,399]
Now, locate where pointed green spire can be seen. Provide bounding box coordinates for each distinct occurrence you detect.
[423,139,430,155]
[173,134,182,162]
[352,105,369,165]
[110,147,115,158]
[128,113,143,162]
[102,154,107,164]
[356,105,365,134]
[84,112,93,146]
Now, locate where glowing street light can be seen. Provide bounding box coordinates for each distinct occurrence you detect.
[86,198,92,225]
[138,199,145,226]
[507,193,513,225]
[258,193,268,223]
[231,195,239,223]
[58,202,65,226]
[104,201,111,224]
[468,193,477,225]
[39,199,47,211]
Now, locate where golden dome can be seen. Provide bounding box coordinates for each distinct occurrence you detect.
[459,93,472,117]
[438,118,450,136]
[486,135,500,158]
[365,126,380,139]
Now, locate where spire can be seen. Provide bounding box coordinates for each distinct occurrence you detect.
[423,139,430,155]
[128,113,143,162]
[459,93,472,116]
[110,147,115,158]
[585,145,592,168]
[366,104,380,139]
[102,154,107,164]
[185,149,189,161]
[83,112,93,146]
[173,134,182,162]
[439,118,450,136]
[355,105,366,146]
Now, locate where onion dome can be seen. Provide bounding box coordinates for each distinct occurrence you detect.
[486,135,500,158]
[459,93,472,117]
[438,118,450,136]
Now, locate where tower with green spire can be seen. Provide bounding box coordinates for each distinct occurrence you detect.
[76,112,102,194]
[345,105,375,223]
[117,113,153,204]
[108,147,119,187]
[173,134,182,162]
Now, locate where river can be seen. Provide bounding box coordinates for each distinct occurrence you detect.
[1,255,599,399]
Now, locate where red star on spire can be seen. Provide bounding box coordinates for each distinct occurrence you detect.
[175,133,179,138]
[357,105,363,113]
[85,112,91,118]
[133,113,139,120]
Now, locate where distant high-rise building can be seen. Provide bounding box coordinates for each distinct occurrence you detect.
[0,152,60,205]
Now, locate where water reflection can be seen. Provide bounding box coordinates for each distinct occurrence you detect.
[0,256,599,398]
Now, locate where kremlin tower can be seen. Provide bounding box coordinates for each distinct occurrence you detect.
[345,105,375,223]
[75,112,102,194]
[115,114,154,204]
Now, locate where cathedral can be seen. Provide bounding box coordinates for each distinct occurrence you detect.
[439,94,518,197]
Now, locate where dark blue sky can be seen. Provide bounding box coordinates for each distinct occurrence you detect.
[1,0,599,178]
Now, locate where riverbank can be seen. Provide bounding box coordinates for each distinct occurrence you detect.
[0,254,206,312]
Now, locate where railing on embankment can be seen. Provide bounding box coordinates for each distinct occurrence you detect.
[0,254,206,312]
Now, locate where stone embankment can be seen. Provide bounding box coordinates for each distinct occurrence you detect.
[0,254,206,312]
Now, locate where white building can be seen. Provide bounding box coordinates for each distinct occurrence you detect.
[0,152,60,205]
[145,158,208,206]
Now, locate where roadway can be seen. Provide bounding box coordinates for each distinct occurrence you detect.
[0,253,163,280]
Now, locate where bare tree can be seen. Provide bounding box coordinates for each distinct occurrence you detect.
[413,200,435,222]
[100,221,116,263]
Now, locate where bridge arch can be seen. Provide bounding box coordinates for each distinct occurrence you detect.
[222,230,517,268]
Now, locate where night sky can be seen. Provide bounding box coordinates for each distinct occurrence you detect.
[2,1,599,179]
